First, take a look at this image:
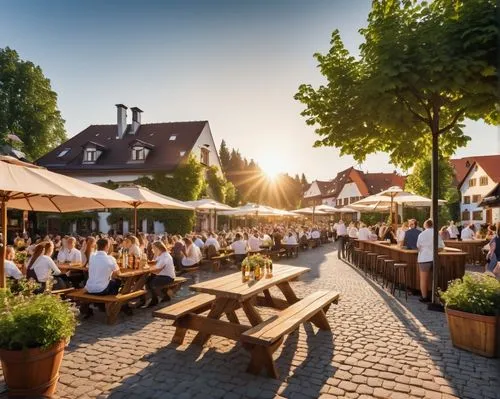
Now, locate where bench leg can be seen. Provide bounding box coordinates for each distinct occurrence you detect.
[225,310,239,324]
[105,302,122,325]
[277,281,300,304]
[247,346,279,379]
[192,298,236,345]
[309,309,331,331]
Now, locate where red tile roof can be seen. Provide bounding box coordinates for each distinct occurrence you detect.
[363,172,406,195]
[451,155,500,186]
[37,121,208,173]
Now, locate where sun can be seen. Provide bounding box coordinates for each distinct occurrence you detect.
[259,158,281,181]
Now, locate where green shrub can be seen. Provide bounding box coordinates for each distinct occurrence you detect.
[440,273,500,316]
[0,289,77,350]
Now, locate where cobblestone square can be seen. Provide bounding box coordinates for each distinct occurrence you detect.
[2,244,499,399]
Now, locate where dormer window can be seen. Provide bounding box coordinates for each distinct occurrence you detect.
[169,135,177,141]
[132,146,145,161]
[57,148,71,158]
[84,148,97,163]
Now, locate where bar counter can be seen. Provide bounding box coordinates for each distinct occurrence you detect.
[356,240,467,292]
[444,240,487,265]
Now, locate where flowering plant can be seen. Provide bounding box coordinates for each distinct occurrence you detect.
[242,254,272,272]
[440,273,500,316]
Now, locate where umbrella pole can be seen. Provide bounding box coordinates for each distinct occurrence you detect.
[134,206,138,235]
[0,198,7,288]
[214,210,217,232]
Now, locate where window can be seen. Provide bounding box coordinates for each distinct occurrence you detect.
[472,195,481,203]
[480,176,488,186]
[461,210,470,221]
[349,197,357,204]
[179,151,186,157]
[469,178,476,187]
[84,148,97,163]
[472,210,483,221]
[200,147,210,165]
[57,148,71,158]
[169,135,177,141]
[463,196,470,204]
[131,146,145,161]
[343,198,349,206]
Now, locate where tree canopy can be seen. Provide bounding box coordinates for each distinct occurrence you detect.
[0,47,66,160]
[295,0,498,169]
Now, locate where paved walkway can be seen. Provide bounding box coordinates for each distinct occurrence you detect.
[2,244,499,399]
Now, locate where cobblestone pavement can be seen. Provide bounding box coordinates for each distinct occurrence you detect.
[1,244,499,399]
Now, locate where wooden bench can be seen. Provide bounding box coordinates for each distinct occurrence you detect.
[210,253,235,272]
[268,248,286,260]
[241,290,340,378]
[153,293,217,344]
[159,276,188,299]
[67,288,147,325]
[51,287,75,297]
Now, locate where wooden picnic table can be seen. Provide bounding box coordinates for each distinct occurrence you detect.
[154,264,340,377]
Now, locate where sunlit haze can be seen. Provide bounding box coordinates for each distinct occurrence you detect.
[1,0,498,180]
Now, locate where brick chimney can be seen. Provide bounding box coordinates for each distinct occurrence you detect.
[116,104,128,139]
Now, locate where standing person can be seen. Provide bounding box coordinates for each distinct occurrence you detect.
[439,226,451,241]
[142,241,176,308]
[335,219,347,259]
[358,223,371,241]
[460,223,475,240]
[416,219,444,303]
[486,222,500,273]
[447,221,459,240]
[396,222,409,246]
[403,219,421,249]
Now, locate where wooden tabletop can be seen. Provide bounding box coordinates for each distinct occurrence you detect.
[190,264,309,301]
[117,267,153,278]
[360,240,467,256]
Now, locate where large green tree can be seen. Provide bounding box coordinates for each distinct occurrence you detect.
[0,47,66,160]
[219,139,230,172]
[295,0,498,168]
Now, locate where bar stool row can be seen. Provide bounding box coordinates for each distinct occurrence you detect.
[351,247,408,301]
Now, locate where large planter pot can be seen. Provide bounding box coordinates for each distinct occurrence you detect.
[0,340,66,398]
[446,308,499,358]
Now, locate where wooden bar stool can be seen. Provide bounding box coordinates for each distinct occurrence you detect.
[383,259,395,288]
[375,255,389,283]
[392,263,408,301]
[352,248,363,267]
[366,253,378,277]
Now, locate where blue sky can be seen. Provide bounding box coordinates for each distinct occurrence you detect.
[1,0,498,180]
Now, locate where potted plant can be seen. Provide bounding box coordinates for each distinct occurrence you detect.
[0,280,77,397]
[440,273,500,358]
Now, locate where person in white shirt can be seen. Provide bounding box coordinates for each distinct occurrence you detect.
[143,241,176,307]
[124,235,143,259]
[231,233,248,264]
[194,236,205,249]
[5,246,23,280]
[460,224,475,240]
[347,223,359,238]
[27,241,65,291]
[181,238,203,268]
[447,221,459,240]
[248,232,262,252]
[416,219,445,303]
[204,233,221,252]
[85,238,121,295]
[57,236,82,264]
[358,223,371,241]
[283,232,298,245]
[396,222,409,246]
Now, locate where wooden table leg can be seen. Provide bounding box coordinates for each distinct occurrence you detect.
[242,300,264,326]
[277,281,300,304]
[192,298,238,345]
[263,289,275,307]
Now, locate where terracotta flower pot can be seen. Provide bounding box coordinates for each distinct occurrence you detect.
[446,308,499,358]
[0,340,66,398]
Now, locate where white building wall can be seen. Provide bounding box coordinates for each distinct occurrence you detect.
[460,164,498,225]
[337,183,362,206]
[304,181,322,199]
[191,123,223,173]
[98,212,111,233]
[322,196,336,206]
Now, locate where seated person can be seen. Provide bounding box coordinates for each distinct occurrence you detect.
[193,235,205,249]
[382,226,397,244]
[143,241,176,308]
[124,235,143,259]
[205,233,220,252]
[5,246,23,280]
[358,223,371,241]
[27,241,67,291]
[230,233,248,264]
[85,238,121,295]
[171,235,185,270]
[181,238,203,268]
[57,236,82,264]
[248,231,262,252]
[283,232,298,245]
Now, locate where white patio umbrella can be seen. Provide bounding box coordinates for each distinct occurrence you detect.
[115,185,194,234]
[220,203,279,217]
[186,198,234,231]
[292,207,327,215]
[0,155,136,287]
[315,204,341,213]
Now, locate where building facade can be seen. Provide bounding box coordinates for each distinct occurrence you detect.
[37,104,222,233]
